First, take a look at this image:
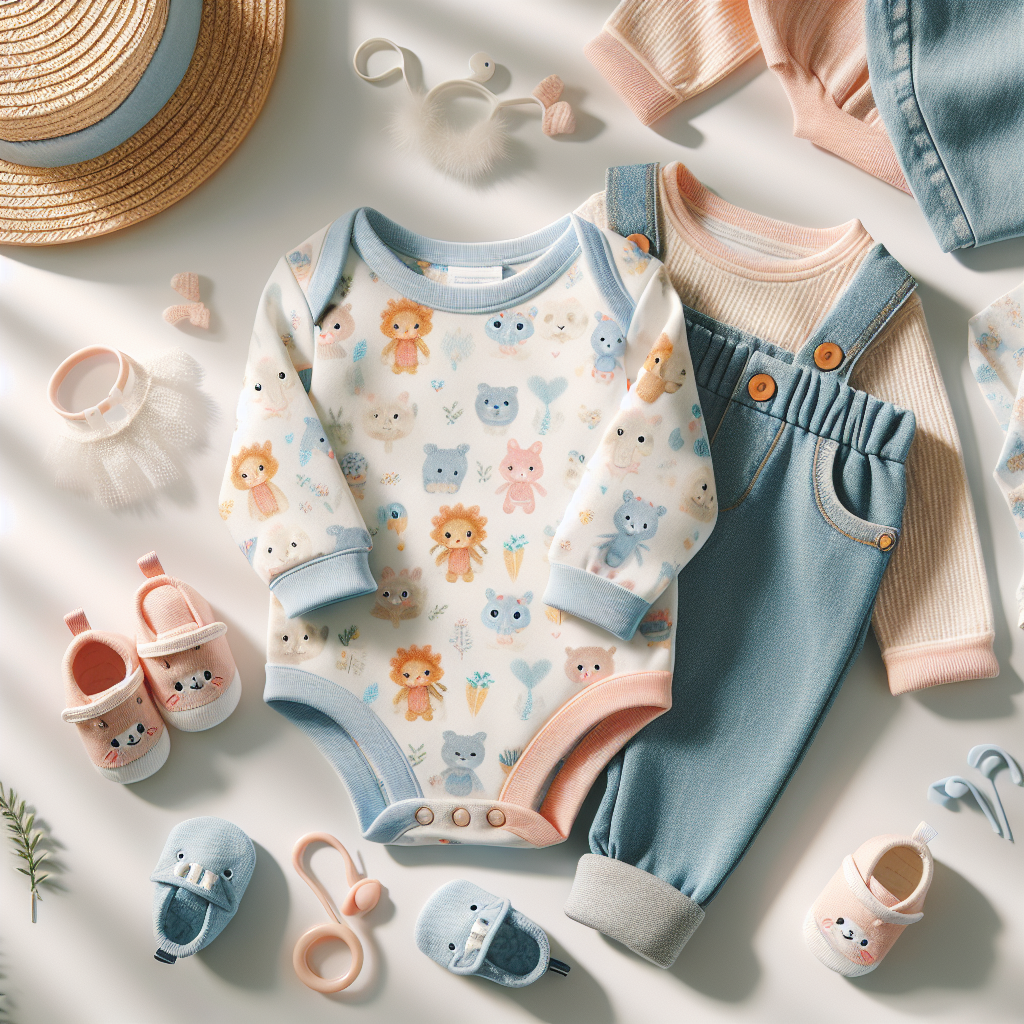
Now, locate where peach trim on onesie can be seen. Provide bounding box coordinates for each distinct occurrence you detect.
[497,670,672,847]
[661,162,870,281]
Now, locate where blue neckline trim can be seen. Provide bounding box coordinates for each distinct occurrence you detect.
[572,214,635,331]
[307,207,582,322]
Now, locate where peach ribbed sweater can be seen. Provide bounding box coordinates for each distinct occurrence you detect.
[579,163,997,695]
[586,0,909,192]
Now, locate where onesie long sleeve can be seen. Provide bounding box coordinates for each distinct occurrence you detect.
[219,207,716,848]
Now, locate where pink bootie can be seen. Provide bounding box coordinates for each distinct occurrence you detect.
[134,552,241,732]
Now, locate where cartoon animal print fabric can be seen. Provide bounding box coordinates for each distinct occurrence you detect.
[969,283,1024,627]
[222,206,715,846]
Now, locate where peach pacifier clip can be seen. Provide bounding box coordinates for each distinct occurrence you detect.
[291,832,382,993]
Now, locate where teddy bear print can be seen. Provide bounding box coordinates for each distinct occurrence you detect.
[298,417,335,467]
[246,356,295,418]
[231,441,290,520]
[434,730,486,796]
[475,383,519,432]
[537,296,588,342]
[253,522,313,580]
[362,392,417,453]
[681,465,716,522]
[590,312,627,383]
[819,914,878,967]
[496,439,546,514]
[370,567,425,628]
[379,298,433,374]
[484,307,537,356]
[563,645,616,685]
[605,410,661,477]
[481,589,532,644]
[429,503,488,582]
[597,490,667,569]
[635,332,688,403]
[267,599,329,664]
[317,302,354,360]
[390,644,446,721]
[422,443,469,493]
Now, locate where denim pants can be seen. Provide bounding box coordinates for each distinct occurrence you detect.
[564,187,918,966]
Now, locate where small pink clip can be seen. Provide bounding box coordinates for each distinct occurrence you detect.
[163,272,210,329]
[533,75,575,136]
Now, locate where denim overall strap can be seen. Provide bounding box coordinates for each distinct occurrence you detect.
[605,163,662,258]
[794,243,917,383]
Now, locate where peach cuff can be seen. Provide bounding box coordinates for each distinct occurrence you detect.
[884,634,999,695]
[584,30,682,126]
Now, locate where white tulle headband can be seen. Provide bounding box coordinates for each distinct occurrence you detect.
[353,37,575,182]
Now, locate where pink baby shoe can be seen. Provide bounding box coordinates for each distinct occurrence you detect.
[134,552,241,732]
[61,609,169,784]
[804,822,936,976]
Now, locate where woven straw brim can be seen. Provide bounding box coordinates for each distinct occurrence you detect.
[0,0,284,246]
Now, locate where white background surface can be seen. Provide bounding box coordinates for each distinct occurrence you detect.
[1,3,1022,1022]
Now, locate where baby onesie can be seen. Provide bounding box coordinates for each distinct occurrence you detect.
[220,208,716,846]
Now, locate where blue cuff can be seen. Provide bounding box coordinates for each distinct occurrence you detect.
[269,549,376,617]
[543,563,651,641]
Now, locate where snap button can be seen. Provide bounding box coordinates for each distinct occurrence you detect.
[878,533,894,551]
[813,342,844,370]
[626,233,650,253]
[414,806,434,825]
[747,373,776,402]
[486,808,506,827]
[452,808,470,827]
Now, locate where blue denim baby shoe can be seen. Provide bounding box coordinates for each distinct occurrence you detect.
[415,880,569,987]
[151,816,256,963]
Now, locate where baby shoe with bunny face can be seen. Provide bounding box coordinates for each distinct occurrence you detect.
[804,822,936,976]
[134,552,241,732]
[152,816,256,963]
[60,609,169,783]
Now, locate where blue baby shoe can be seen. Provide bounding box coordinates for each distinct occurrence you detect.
[151,816,256,964]
[415,880,570,987]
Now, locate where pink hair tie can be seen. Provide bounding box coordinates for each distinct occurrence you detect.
[163,272,210,329]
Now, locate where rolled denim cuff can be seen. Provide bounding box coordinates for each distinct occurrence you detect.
[564,854,704,968]
[269,549,376,618]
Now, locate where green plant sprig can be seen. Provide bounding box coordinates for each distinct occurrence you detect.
[0,783,48,922]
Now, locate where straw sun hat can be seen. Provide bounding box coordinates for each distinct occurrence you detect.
[0,0,285,245]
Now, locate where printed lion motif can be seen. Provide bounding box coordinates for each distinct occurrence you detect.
[390,644,446,721]
[380,298,433,374]
[430,503,487,582]
[230,441,289,521]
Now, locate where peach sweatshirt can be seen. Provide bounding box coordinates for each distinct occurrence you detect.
[579,163,998,694]
[586,0,909,192]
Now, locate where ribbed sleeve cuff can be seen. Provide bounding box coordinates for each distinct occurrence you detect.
[269,548,376,618]
[584,30,681,126]
[564,855,704,968]
[543,563,651,641]
[883,634,999,695]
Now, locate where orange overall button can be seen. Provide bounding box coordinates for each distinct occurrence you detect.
[878,533,895,551]
[414,806,434,825]
[626,233,650,253]
[486,808,506,827]
[813,342,844,370]
[452,808,471,827]
[748,373,776,401]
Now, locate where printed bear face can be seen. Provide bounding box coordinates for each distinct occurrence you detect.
[608,411,661,468]
[613,491,667,542]
[363,392,417,442]
[499,439,544,485]
[481,589,532,637]
[422,443,470,493]
[590,316,627,359]
[484,308,537,346]
[254,523,313,579]
[820,915,877,966]
[318,302,354,344]
[682,465,716,523]
[267,619,329,664]
[372,566,425,621]
[475,384,519,426]
[245,356,295,416]
[299,417,335,464]
[441,730,486,769]
[564,645,617,685]
[538,297,588,341]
